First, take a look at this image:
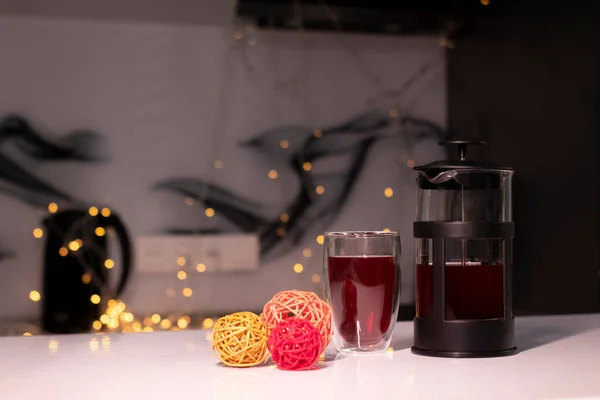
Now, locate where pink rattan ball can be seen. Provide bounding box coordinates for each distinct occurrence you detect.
[262,289,332,349]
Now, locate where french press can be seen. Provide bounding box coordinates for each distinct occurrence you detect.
[412,141,516,357]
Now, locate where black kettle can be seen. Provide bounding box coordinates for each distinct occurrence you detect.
[41,208,132,333]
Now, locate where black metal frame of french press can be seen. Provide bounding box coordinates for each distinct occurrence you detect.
[411,221,518,358]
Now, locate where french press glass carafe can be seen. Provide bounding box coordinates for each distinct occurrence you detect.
[412,141,516,357]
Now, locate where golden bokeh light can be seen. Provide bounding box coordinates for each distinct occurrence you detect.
[205,208,215,217]
[68,241,80,251]
[382,228,391,232]
[280,140,289,149]
[182,288,193,297]
[59,247,68,257]
[107,299,117,308]
[315,185,325,195]
[280,213,289,223]
[203,318,214,329]
[311,274,321,283]
[32,228,43,239]
[142,326,154,332]
[151,313,161,324]
[101,208,111,217]
[316,235,324,245]
[314,129,323,138]
[90,294,101,304]
[95,227,106,237]
[293,263,304,273]
[89,206,99,216]
[302,248,312,257]
[107,319,119,329]
[303,162,312,171]
[132,321,142,332]
[177,270,187,280]
[81,273,92,284]
[406,159,416,168]
[182,315,191,324]
[480,0,490,4]
[268,170,278,179]
[176,256,186,266]
[23,332,32,337]
[177,318,188,329]
[92,321,102,330]
[389,109,398,118]
[29,290,41,302]
[196,263,206,273]
[48,202,58,214]
[276,227,286,237]
[100,314,110,324]
[104,259,115,269]
[160,319,172,329]
[384,187,394,198]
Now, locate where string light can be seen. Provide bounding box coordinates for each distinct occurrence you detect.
[68,240,80,251]
[268,170,278,179]
[95,227,106,237]
[89,206,99,216]
[303,162,312,171]
[316,235,324,245]
[59,247,68,257]
[104,259,115,269]
[81,273,92,284]
[205,208,215,217]
[101,208,111,217]
[177,270,187,280]
[151,314,161,324]
[90,294,101,304]
[315,185,325,195]
[160,319,172,329]
[177,318,188,329]
[203,318,214,329]
[182,288,193,297]
[313,129,323,138]
[184,197,195,206]
[302,248,312,257]
[48,202,58,214]
[32,228,43,239]
[311,274,321,283]
[213,160,223,169]
[196,263,206,273]
[29,290,41,302]
[280,213,289,223]
[92,321,102,330]
[384,187,394,198]
[280,140,289,149]
[293,263,304,273]
[107,319,119,329]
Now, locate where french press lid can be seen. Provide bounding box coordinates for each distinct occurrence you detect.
[414,141,513,190]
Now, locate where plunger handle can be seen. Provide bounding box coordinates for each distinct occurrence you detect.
[439,140,486,161]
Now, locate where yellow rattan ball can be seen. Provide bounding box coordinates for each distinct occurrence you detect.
[211,311,270,367]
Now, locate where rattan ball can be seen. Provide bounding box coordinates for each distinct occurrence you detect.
[262,289,333,349]
[268,318,322,371]
[211,311,270,367]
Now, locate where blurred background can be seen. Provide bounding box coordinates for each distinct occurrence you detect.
[0,0,596,336]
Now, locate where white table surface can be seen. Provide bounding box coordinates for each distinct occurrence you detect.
[1,314,599,400]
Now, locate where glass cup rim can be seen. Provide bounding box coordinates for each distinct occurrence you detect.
[324,230,399,238]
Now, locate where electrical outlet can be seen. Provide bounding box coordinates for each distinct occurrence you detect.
[135,234,260,274]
